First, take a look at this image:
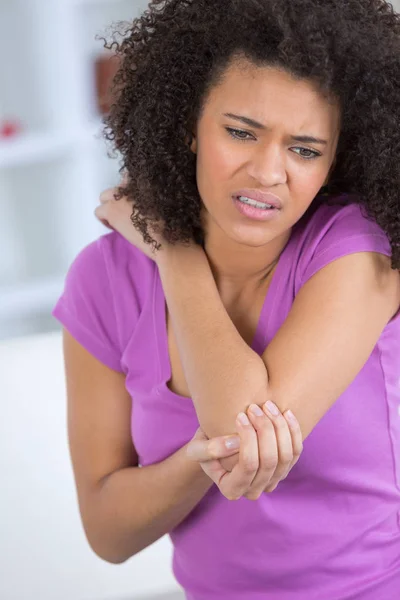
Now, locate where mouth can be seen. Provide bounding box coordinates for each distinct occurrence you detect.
[233,195,279,210]
[232,195,281,222]
[233,189,283,210]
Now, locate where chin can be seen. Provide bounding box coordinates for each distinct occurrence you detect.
[227,223,276,248]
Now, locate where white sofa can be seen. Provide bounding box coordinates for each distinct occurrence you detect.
[0,330,184,600]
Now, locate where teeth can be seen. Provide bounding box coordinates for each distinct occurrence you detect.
[238,196,274,209]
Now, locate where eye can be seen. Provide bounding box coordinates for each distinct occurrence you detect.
[226,128,322,160]
[291,147,321,160]
[226,127,255,141]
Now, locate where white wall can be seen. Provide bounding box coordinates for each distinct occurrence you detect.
[0,331,184,600]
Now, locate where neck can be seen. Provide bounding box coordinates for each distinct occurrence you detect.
[203,225,291,295]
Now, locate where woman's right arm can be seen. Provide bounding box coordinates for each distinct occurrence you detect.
[63,328,214,564]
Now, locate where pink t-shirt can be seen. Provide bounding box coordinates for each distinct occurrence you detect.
[53,196,400,599]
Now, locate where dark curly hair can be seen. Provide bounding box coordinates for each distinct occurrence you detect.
[102,0,400,268]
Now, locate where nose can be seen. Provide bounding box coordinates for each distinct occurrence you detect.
[246,143,287,187]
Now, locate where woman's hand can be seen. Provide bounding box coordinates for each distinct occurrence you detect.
[187,402,303,500]
[94,183,164,261]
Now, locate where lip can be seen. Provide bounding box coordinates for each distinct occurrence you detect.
[233,189,283,210]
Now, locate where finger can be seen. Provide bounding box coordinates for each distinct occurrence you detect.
[261,401,295,492]
[264,410,303,493]
[99,187,117,205]
[284,410,303,469]
[243,403,278,500]
[191,430,239,486]
[94,205,113,230]
[199,458,227,485]
[219,413,259,501]
[186,430,240,462]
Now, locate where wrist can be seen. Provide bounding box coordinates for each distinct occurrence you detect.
[156,241,205,269]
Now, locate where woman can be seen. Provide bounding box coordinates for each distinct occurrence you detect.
[53,1,400,598]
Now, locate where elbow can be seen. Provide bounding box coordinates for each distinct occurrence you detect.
[79,486,139,565]
[81,514,137,565]
[94,549,130,565]
[233,362,270,417]
[86,532,134,565]
[201,364,270,439]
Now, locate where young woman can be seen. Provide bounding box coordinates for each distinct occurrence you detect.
[53,1,400,598]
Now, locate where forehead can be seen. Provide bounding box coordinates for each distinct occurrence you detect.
[205,58,341,137]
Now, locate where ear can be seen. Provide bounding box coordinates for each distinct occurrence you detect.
[186,121,197,154]
[190,133,197,154]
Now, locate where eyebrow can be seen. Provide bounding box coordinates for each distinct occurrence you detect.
[223,113,329,146]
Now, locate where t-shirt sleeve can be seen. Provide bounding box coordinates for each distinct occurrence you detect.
[52,237,123,372]
[298,202,392,288]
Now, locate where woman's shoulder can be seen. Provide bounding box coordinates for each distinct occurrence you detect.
[295,193,391,255]
[75,230,157,297]
[52,231,157,371]
[99,229,155,271]
[291,193,392,289]
[297,193,385,235]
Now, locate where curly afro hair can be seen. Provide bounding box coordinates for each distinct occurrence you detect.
[102,0,400,268]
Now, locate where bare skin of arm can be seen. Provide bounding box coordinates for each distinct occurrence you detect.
[63,328,216,564]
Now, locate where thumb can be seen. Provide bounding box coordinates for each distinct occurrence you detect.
[186,429,240,462]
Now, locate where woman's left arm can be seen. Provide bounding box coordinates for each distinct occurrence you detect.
[157,243,400,441]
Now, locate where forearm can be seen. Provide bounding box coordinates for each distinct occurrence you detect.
[84,444,213,564]
[157,244,269,439]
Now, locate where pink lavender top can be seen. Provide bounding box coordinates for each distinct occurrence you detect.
[53,196,400,600]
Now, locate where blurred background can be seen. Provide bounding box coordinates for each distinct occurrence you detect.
[0,1,184,599]
[0,0,139,342]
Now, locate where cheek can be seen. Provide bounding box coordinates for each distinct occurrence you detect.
[201,133,239,174]
[289,162,329,197]
[196,140,237,195]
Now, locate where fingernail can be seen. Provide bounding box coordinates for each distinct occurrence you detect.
[237,412,250,426]
[285,410,298,425]
[265,400,280,416]
[249,404,264,417]
[225,436,240,450]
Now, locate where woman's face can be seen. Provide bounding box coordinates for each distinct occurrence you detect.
[191,58,341,248]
